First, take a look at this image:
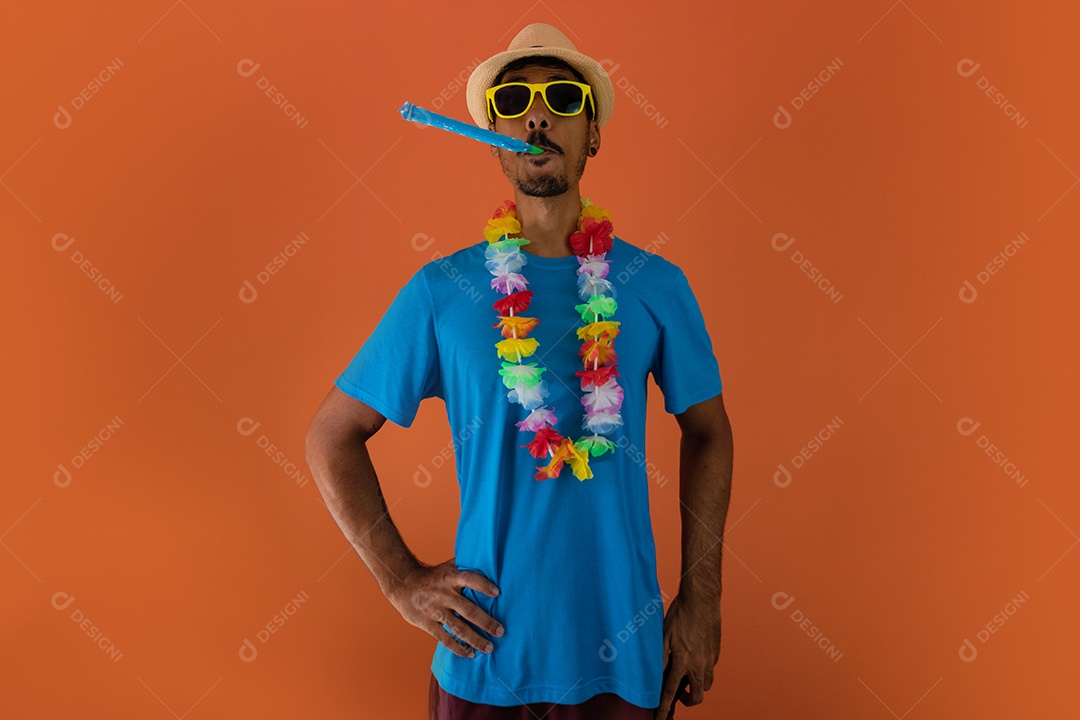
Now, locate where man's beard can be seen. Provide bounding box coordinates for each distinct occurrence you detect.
[516,172,569,198]
[504,135,589,198]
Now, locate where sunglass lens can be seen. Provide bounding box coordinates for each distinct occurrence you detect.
[546,82,584,114]
[493,85,531,116]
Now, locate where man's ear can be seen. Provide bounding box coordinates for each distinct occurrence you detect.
[488,122,500,157]
[589,123,601,157]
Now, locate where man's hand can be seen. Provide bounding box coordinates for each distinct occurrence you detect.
[655,591,721,720]
[387,557,505,659]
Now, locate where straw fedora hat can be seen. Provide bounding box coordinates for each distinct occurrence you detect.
[466,23,614,130]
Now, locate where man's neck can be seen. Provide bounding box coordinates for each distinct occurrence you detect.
[511,190,581,258]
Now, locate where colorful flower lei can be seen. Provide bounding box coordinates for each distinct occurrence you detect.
[483,197,624,481]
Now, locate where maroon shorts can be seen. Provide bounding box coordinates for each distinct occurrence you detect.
[429,672,659,720]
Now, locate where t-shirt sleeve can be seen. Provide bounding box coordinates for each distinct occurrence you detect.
[334,267,442,428]
[651,269,723,415]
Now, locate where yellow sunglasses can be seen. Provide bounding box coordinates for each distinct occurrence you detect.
[485,80,594,122]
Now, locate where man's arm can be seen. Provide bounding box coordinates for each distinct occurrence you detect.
[655,391,732,720]
[304,385,418,600]
[675,391,733,602]
[304,385,504,658]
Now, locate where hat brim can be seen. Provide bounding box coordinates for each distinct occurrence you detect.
[466,47,614,130]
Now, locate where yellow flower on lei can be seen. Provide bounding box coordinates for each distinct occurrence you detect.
[579,197,612,226]
[576,320,620,341]
[495,337,538,361]
[566,440,593,481]
[484,215,522,243]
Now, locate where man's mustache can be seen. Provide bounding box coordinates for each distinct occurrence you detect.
[526,134,561,154]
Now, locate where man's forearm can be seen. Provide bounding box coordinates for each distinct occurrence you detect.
[306,436,420,601]
[678,430,733,602]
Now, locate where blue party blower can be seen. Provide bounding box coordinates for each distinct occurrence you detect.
[398,101,544,154]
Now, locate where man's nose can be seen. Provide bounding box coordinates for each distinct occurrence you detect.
[525,89,552,129]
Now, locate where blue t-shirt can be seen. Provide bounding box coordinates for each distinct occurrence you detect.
[334,234,722,708]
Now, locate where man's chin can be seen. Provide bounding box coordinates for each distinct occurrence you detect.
[516,179,571,198]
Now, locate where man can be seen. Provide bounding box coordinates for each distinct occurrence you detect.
[305,23,733,720]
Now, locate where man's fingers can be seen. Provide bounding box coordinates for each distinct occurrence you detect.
[450,593,505,639]
[431,607,493,655]
[688,670,704,705]
[655,661,682,720]
[457,569,501,598]
[450,570,504,642]
[430,624,475,658]
[675,673,692,707]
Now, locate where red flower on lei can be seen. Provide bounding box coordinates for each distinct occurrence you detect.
[570,216,614,255]
[522,425,565,459]
[576,365,621,389]
[494,289,533,315]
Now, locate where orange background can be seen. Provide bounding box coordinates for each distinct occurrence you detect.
[3,1,1076,717]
